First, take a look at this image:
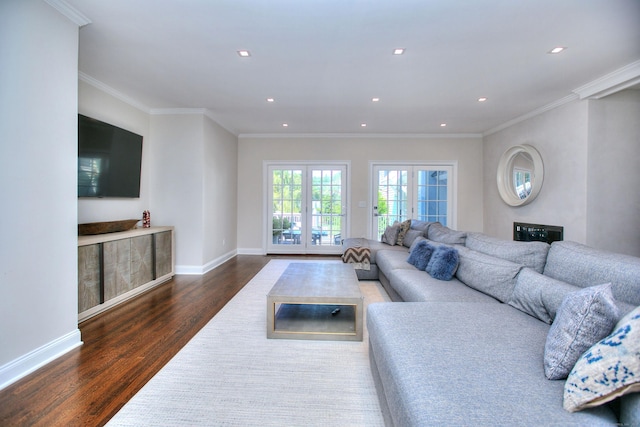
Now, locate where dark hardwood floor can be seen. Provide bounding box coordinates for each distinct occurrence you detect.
[0,255,322,427]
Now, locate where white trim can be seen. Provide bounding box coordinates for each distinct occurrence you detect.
[0,329,82,391]
[175,250,237,275]
[149,108,238,136]
[483,94,578,136]
[237,248,266,255]
[573,60,640,100]
[44,0,91,26]
[79,72,151,114]
[240,133,482,140]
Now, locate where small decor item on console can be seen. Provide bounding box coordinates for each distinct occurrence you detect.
[142,210,151,228]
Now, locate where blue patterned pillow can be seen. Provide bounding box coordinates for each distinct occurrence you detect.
[407,240,434,271]
[425,246,459,281]
[564,305,640,412]
[544,283,619,380]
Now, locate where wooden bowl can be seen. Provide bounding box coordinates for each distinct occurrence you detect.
[78,219,140,236]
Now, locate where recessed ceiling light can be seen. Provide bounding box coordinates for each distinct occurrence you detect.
[361,123,367,127]
[440,123,447,127]
[266,98,275,103]
[478,97,488,102]
[372,97,380,102]
[393,48,405,55]
[548,46,567,54]
[237,50,251,57]
[282,123,288,127]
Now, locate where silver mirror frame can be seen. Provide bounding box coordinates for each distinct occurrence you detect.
[496,144,544,207]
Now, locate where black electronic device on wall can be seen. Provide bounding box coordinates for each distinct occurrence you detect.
[514,222,563,244]
[78,114,143,198]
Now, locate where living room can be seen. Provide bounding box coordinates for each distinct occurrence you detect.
[1,0,639,421]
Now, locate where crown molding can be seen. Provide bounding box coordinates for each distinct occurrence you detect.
[483,94,579,137]
[238,133,483,140]
[573,60,640,100]
[44,0,91,26]
[79,72,150,113]
[149,108,238,136]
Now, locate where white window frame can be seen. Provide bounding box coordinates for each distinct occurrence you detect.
[369,161,458,240]
[263,161,351,254]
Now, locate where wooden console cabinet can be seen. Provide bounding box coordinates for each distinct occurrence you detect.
[78,226,174,322]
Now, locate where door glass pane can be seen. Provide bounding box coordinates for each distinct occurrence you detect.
[272,169,303,246]
[311,169,343,246]
[417,169,448,226]
[376,169,408,240]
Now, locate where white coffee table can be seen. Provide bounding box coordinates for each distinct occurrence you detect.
[267,263,363,341]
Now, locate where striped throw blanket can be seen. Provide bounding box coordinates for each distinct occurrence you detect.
[342,239,371,270]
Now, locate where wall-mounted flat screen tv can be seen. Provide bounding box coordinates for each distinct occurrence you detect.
[78,114,143,198]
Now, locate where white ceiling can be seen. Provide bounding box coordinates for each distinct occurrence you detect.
[66,0,640,136]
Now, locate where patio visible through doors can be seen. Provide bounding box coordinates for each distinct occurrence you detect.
[267,163,347,254]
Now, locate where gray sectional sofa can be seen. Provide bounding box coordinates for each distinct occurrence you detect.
[342,221,640,426]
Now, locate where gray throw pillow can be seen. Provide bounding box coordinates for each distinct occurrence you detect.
[544,283,620,380]
[402,229,424,248]
[381,224,400,245]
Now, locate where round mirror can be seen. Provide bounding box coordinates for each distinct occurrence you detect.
[496,144,544,206]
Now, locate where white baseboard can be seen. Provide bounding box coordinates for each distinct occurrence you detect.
[237,248,265,255]
[0,329,83,391]
[175,250,238,275]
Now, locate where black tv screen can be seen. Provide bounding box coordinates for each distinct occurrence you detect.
[78,114,143,198]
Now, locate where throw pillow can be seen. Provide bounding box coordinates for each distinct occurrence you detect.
[396,220,412,246]
[380,223,400,245]
[407,240,435,271]
[543,283,620,380]
[425,246,459,280]
[564,305,640,412]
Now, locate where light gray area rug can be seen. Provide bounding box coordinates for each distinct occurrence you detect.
[107,260,389,426]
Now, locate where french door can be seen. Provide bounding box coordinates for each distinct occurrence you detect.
[372,164,455,240]
[267,163,347,254]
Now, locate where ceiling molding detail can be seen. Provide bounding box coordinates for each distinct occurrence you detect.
[149,109,238,136]
[79,72,150,113]
[483,94,579,137]
[238,133,483,140]
[44,0,91,26]
[573,60,640,99]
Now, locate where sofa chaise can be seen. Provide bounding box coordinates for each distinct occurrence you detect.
[342,221,640,426]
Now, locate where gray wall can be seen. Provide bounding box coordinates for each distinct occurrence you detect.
[0,0,81,386]
[483,91,640,257]
[237,136,484,253]
[587,90,640,255]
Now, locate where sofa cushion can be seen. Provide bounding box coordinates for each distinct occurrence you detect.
[387,269,498,303]
[376,249,415,274]
[425,245,459,280]
[564,305,640,413]
[544,241,640,306]
[406,240,434,271]
[455,247,523,303]
[544,283,620,380]
[367,302,617,426]
[508,268,581,324]
[409,219,433,236]
[465,232,550,273]
[402,229,424,248]
[427,222,467,245]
